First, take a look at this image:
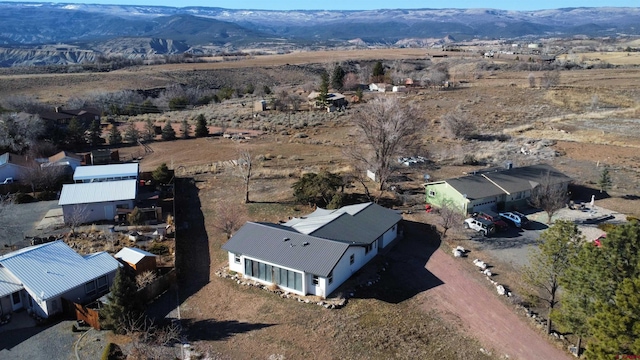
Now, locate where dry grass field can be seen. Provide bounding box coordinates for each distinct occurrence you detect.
[4,48,640,358]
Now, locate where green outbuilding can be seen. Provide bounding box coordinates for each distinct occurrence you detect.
[424,163,572,214]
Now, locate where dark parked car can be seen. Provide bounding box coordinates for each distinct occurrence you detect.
[472,211,509,231]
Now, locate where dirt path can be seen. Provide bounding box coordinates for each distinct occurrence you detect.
[419,249,571,360]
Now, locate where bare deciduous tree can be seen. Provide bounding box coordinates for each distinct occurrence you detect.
[541,70,560,89]
[347,97,426,197]
[233,149,253,204]
[23,163,67,194]
[528,73,537,88]
[212,198,248,239]
[437,200,464,237]
[528,171,569,223]
[0,113,44,153]
[439,111,476,140]
[66,204,89,235]
[136,270,157,289]
[342,73,360,91]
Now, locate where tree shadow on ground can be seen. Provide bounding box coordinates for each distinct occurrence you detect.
[349,219,444,304]
[181,319,274,342]
[174,177,210,301]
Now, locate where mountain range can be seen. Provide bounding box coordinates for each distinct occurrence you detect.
[1,2,639,67]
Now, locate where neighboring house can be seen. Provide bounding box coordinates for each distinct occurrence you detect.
[38,107,101,128]
[115,247,157,275]
[58,179,138,223]
[368,83,391,92]
[307,91,348,109]
[222,202,402,298]
[73,163,139,183]
[0,240,119,318]
[0,152,33,183]
[88,149,119,165]
[41,151,83,171]
[424,163,572,214]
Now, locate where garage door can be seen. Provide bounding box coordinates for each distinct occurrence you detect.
[472,198,497,212]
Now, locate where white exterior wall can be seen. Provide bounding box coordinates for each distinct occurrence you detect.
[325,246,369,296]
[381,225,398,248]
[228,252,244,273]
[62,200,134,223]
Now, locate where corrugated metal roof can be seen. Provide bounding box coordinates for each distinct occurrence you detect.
[222,222,349,277]
[285,203,401,244]
[73,163,139,181]
[58,180,137,205]
[444,176,506,200]
[482,163,572,195]
[0,240,120,300]
[114,247,156,264]
[0,267,23,297]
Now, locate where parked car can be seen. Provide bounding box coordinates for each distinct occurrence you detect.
[498,211,530,228]
[473,211,509,231]
[463,217,496,237]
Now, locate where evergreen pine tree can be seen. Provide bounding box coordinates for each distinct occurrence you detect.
[108,124,122,145]
[161,120,176,141]
[372,61,385,82]
[152,163,172,184]
[317,71,329,107]
[66,117,86,149]
[142,118,155,142]
[123,122,140,144]
[194,114,209,137]
[88,119,102,147]
[180,118,189,139]
[598,166,612,193]
[100,267,141,334]
[331,64,345,90]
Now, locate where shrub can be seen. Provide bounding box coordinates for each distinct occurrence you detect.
[626,216,639,222]
[36,191,57,201]
[597,223,618,233]
[14,193,35,204]
[148,243,169,255]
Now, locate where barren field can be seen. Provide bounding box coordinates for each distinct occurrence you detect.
[5,49,640,358]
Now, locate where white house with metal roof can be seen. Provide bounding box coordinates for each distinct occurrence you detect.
[58,179,137,223]
[73,163,139,183]
[0,240,120,318]
[222,202,401,298]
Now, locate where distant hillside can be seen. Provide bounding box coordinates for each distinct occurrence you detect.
[0,3,639,66]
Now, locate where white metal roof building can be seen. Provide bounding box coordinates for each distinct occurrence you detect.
[115,247,157,264]
[59,180,137,206]
[58,180,138,223]
[0,240,120,318]
[73,163,139,183]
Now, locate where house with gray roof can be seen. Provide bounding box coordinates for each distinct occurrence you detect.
[222,202,401,298]
[424,163,571,214]
[59,179,138,223]
[0,240,120,318]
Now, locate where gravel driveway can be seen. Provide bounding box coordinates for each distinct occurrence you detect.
[0,200,60,251]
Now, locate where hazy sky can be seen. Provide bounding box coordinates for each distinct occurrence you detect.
[4,0,639,11]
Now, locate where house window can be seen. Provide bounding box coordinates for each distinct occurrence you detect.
[328,271,333,285]
[85,281,96,296]
[350,254,355,265]
[365,244,371,255]
[11,291,20,305]
[312,275,319,286]
[234,254,241,264]
[97,276,108,293]
[428,190,436,197]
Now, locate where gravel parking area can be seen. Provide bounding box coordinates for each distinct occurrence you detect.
[465,204,626,269]
[0,320,108,360]
[0,200,60,252]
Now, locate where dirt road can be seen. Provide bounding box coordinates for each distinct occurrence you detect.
[419,249,571,360]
